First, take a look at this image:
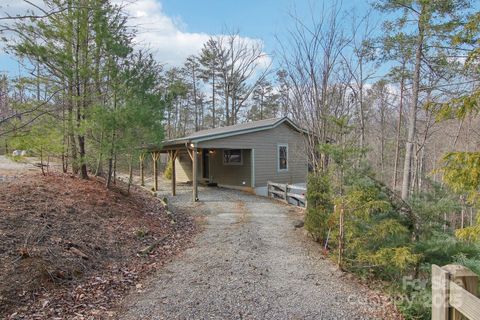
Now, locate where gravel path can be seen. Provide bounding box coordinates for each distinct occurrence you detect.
[119,186,395,320]
[0,155,37,182]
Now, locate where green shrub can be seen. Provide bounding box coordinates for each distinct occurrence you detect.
[303,149,480,320]
[410,183,461,237]
[330,181,418,280]
[415,232,480,267]
[164,158,173,180]
[304,173,334,243]
[454,255,480,277]
[396,287,431,320]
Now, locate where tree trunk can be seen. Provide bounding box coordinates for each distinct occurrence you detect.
[113,152,117,185]
[95,131,104,176]
[106,93,117,188]
[127,154,133,195]
[68,98,78,174]
[140,153,146,186]
[359,60,365,151]
[152,152,160,192]
[78,134,88,179]
[401,19,424,200]
[95,155,103,177]
[392,70,405,190]
[193,66,198,131]
[338,204,344,270]
[70,133,78,174]
[380,104,386,181]
[106,158,113,188]
[62,100,68,173]
[212,71,216,128]
[40,147,45,176]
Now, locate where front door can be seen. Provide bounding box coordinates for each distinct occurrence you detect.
[202,149,210,180]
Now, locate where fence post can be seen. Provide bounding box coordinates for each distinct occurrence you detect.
[267,182,271,198]
[432,264,450,320]
[284,184,288,202]
[443,264,479,320]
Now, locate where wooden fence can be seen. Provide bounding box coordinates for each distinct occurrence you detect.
[267,181,307,208]
[432,264,480,320]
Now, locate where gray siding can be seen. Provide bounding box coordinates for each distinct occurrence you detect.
[175,148,252,188]
[210,149,251,187]
[197,123,307,187]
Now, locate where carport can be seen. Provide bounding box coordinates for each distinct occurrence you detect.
[141,143,201,202]
[140,117,308,203]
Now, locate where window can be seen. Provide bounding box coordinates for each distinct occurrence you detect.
[223,149,242,165]
[278,144,288,171]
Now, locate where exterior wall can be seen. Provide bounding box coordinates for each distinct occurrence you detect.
[210,149,251,188]
[175,148,252,188]
[175,149,194,182]
[197,123,307,187]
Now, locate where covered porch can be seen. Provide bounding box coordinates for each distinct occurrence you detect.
[140,143,255,202]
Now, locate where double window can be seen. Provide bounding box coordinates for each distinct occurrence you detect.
[278,144,288,171]
[223,149,242,165]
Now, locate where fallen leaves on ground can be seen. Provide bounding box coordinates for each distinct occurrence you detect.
[0,173,196,319]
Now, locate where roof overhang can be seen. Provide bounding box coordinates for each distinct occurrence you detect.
[141,117,308,152]
[162,117,307,147]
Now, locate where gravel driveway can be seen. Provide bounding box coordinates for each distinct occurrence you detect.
[119,186,396,320]
[0,155,36,182]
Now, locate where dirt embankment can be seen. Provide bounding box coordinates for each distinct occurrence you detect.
[0,173,196,319]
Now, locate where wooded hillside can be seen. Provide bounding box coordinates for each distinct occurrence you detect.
[0,1,479,319]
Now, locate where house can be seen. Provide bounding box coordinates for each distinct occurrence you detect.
[145,117,308,201]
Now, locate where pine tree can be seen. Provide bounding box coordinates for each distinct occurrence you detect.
[7,0,132,179]
[198,38,224,128]
[376,0,474,199]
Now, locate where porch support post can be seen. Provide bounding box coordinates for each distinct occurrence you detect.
[192,145,198,202]
[171,150,177,196]
[151,151,160,192]
[251,148,255,188]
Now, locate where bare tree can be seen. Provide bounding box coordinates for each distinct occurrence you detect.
[216,32,271,125]
[277,1,352,171]
[341,11,378,150]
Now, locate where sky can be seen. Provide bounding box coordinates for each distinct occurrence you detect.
[0,0,373,76]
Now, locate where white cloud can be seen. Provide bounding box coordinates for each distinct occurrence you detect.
[115,0,214,66]
[116,0,271,68]
[1,0,270,69]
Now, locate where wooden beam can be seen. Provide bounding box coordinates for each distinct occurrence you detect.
[186,148,194,161]
[443,264,479,320]
[449,282,480,320]
[151,151,160,192]
[192,146,198,202]
[432,265,450,320]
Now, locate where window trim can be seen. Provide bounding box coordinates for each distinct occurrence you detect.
[223,149,243,166]
[277,144,288,172]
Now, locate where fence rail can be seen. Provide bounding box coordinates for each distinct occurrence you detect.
[267,181,307,208]
[432,264,480,320]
